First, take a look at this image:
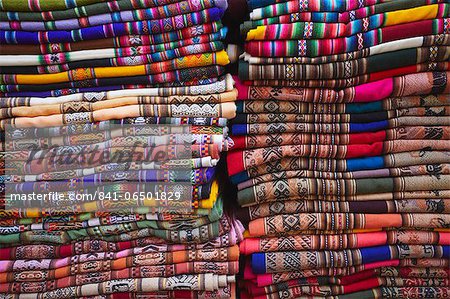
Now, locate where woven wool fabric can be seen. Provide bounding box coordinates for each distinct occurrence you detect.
[0,43,226,74]
[0,274,235,297]
[234,2,450,296]
[242,0,446,33]
[0,245,240,273]
[239,47,450,80]
[240,231,450,254]
[0,90,237,110]
[231,117,450,135]
[244,19,449,57]
[242,65,450,88]
[238,199,450,220]
[0,0,106,12]
[250,245,449,273]
[232,100,449,118]
[236,175,450,206]
[0,29,228,55]
[0,0,228,29]
[236,71,450,101]
[0,102,236,129]
[228,149,450,178]
[249,258,450,285]
[0,20,224,45]
[5,167,217,185]
[0,65,226,93]
[0,214,232,244]
[237,163,449,188]
[246,4,449,40]
[231,128,450,150]
[0,73,235,105]
[0,224,242,258]
[248,0,444,19]
[241,35,450,64]
[0,50,230,85]
[246,0,438,11]
[233,93,449,113]
[0,0,243,297]
[0,0,201,21]
[0,7,224,32]
[248,213,450,235]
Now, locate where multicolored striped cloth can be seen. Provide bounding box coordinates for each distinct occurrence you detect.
[0,0,243,298]
[232,1,450,298]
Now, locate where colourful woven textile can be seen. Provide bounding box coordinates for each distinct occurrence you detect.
[236,71,450,101]
[0,0,106,12]
[240,231,450,254]
[246,4,449,40]
[0,29,228,55]
[0,0,227,29]
[239,47,450,81]
[0,0,196,20]
[0,65,225,93]
[0,20,224,44]
[248,0,444,19]
[244,19,449,57]
[0,51,229,85]
[0,43,226,75]
[242,0,447,33]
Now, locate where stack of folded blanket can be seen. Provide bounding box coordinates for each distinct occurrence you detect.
[0,0,244,298]
[229,0,450,298]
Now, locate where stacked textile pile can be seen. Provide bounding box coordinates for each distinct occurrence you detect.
[0,0,244,298]
[229,0,450,298]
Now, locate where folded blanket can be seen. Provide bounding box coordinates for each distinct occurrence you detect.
[0,0,200,20]
[240,231,450,254]
[0,65,225,93]
[231,128,450,150]
[0,261,239,288]
[253,258,450,286]
[0,51,230,85]
[233,94,449,116]
[0,0,106,12]
[0,20,224,45]
[0,74,235,105]
[0,43,225,73]
[0,214,232,245]
[244,19,448,57]
[246,0,431,13]
[0,274,235,297]
[242,1,447,33]
[0,102,235,129]
[245,267,450,296]
[251,245,449,273]
[0,245,240,273]
[239,47,450,80]
[236,71,450,101]
[241,34,450,64]
[0,29,228,55]
[246,4,448,41]
[333,286,449,299]
[249,0,444,19]
[248,213,450,236]
[237,174,449,205]
[228,149,450,179]
[238,199,450,218]
[236,165,450,189]
[231,117,449,135]
[0,0,227,29]
[243,63,450,88]
[0,218,245,258]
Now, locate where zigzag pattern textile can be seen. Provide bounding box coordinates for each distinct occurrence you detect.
[0,0,243,298]
[229,0,450,298]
